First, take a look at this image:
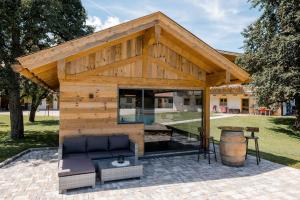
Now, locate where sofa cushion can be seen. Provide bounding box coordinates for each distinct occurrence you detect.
[63,153,88,159]
[63,136,86,154]
[109,135,129,150]
[87,152,112,160]
[86,136,109,152]
[58,157,95,177]
[110,149,135,157]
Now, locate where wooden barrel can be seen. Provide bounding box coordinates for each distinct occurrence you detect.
[220,129,246,167]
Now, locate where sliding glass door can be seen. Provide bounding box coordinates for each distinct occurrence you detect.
[118,88,204,153]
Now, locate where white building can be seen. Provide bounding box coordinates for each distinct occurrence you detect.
[210,85,257,114]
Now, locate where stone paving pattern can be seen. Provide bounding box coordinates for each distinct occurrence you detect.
[1,149,300,200]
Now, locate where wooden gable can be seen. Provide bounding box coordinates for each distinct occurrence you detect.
[63,32,206,84]
[13,11,250,91]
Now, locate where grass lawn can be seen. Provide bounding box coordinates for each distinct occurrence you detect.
[171,116,300,169]
[0,115,59,162]
[1,114,299,170]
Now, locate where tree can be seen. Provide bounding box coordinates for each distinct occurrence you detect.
[0,0,94,138]
[237,0,300,128]
[20,79,49,122]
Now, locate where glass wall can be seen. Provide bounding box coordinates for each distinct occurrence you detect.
[118,89,203,127]
[119,88,203,153]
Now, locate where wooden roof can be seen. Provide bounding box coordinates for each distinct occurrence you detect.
[13,11,249,90]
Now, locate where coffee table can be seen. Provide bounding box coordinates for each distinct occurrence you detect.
[97,157,143,184]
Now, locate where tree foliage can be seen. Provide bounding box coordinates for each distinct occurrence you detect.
[0,0,94,138]
[237,0,300,128]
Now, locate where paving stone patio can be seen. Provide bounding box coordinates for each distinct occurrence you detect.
[1,149,300,200]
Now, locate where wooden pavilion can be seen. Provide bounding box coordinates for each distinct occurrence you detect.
[13,12,250,155]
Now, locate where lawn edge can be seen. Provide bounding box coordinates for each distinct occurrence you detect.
[0,147,57,168]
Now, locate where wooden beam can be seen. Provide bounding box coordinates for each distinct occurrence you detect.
[57,59,66,80]
[154,24,161,43]
[11,64,23,73]
[18,17,159,70]
[157,14,249,81]
[67,55,143,79]
[12,64,54,91]
[206,71,229,86]
[159,34,213,73]
[203,87,210,149]
[226,70,231,83]
[65,76,204,89]
[31,62,56,75]
[142,28,154,78]
[149,57,206,87]
[66,31,145,63]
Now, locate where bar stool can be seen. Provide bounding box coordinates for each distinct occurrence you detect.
[197,127,217,164]
[245,127,261,165]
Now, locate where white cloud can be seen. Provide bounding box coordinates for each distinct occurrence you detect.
[186,0,242,21]
[86,16,121,31]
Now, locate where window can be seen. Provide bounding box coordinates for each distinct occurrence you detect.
[220,98,227,106]
[155,97,173,108]
[184,98,190,105]
[195,98,202,106]
[118,89,202,125]
[126,97,132,103]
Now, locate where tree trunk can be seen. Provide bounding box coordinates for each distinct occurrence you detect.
[29,104,37,123]
[8,83,24,139]
[29,94,45,123]
[294,94,300,130]
[8,0,24,138]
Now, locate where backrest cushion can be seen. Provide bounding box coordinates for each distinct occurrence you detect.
[86,136,109,152]
[63,136,86,154]
[109,135,129,150]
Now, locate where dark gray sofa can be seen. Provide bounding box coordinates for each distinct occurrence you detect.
[58,134,138,193]
[60,135,138,160]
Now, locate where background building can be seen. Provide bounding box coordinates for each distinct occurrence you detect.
[210,85,257,114]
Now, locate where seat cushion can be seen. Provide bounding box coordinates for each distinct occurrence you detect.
[63,136,86,154]
[109,135,129,150]
[110,149,135,157]
[58,157,95,177]
[87,151,112,160]
[63,153,88,159]
[86,136,109,152]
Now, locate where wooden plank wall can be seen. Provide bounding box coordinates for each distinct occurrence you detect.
[65,35,206,81]
[59,81,145,155]
[59,33,206,155]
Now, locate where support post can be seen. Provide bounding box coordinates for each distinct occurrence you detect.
[203,87,210,149]
[142,29,152,78]
[57,59,65,145]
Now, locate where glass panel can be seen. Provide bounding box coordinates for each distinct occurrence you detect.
[118,89,203,145]
[119,89,143,123]
[143,90,155,125]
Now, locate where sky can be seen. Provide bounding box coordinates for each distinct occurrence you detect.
[82,0,260,53]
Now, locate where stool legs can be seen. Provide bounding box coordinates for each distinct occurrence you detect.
[245,138,249,159]
[254,138,261,165]
[212,139,217,162]
[197,137,217,164]
[245,137,261,165]
[207,140,211,164]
